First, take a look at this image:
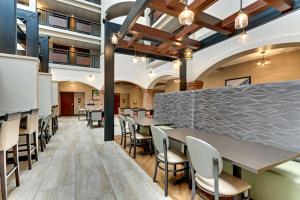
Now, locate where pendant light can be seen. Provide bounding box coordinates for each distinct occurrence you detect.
[179,0,194,26]
[240,29,248,41]
[257,51,271,68]
[235,0,248,30]
[132,48,139,63]
[184,48,193,60]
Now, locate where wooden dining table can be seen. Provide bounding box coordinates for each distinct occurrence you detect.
[165,128,300,178]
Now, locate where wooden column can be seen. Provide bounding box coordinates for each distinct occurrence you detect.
[179,58,187,91]
[39,36,49,72]
[104,22,115,141]
[26,12,39,57]
[0,0,17,54]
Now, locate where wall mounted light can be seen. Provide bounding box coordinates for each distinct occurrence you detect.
[256,51,271,68]
[179,0,194,26]
[111,33,119,45]
[184,48,193,60]
[235,0,248,30]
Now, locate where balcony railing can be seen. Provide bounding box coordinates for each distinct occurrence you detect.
[149,9,163,26]
[38,9,101,37]
[84,0,101,5]
[49,48,100,68]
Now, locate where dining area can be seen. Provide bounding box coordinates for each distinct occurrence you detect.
[116,80,300,200]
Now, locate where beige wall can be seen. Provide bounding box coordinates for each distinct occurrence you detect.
[202,50,300,89]
[164,79,179,93]
[115,84,143,108]
[58,81,99,114]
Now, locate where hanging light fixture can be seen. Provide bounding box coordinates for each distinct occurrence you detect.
[240,29,248,41]
[173,59,182,69]
[179,0,194,26]
[132,48,139,63]
[111,33,119,45]
[256,51,271,68]
[235,0,248,30]
[184,48,193,60]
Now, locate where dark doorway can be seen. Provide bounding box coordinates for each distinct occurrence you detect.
[114,93,120,114]
[61,92,74,116]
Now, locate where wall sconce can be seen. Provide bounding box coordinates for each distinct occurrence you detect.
[184,48,193,60]
[111,33,119,45]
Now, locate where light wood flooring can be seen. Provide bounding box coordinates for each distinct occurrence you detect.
[2,117,170,200]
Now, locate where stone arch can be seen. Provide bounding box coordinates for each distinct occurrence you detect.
[146,71,179,89]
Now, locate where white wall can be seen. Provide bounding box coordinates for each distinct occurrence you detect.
[51,81,59,106]
[38,73,52,116]
[0,54,39,111]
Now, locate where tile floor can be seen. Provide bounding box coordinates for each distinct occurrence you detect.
[4,117,170,200]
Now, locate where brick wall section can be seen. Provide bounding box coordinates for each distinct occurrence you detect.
[187,81,204,90]
[143,89,154,109]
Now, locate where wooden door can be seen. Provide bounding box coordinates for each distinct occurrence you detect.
[114,93,120,114]
[61,92,74,116]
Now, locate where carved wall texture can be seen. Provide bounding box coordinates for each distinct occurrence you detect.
[154,80,300,153]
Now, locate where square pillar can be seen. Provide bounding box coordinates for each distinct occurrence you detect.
[142,89,154,110]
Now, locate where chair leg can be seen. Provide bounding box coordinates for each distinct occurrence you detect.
[149,139,152,156]
[13,145,20,186]
[120,133,123,146]
[164,160,168,197]
[173,164,177,177]
[129,142,132,155]
[124,134,127,149]
[39,136,44,152]
[153,157,159,182]
[0,150,7,200]
[191,168,196,200]
[33,132,38,161]
[26,135,32,170]
[133,139,137,159]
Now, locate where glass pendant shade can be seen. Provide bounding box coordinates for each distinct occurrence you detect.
[111,33,118,44]
[184,48,193,60]
[179,7,194,26]
[235,10,248,29]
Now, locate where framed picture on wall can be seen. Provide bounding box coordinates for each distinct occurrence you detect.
[225,76,251,87]
[92,90,100,100]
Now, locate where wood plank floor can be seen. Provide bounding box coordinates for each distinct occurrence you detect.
[114,135,201,200]
[2,117,170,200]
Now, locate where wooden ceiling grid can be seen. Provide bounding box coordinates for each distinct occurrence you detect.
[115,0,294,59]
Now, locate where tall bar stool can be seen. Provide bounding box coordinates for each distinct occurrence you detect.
[186,136,251,200]
[19,109,39,170]
[151,125,189,197]
[0,112,22,200]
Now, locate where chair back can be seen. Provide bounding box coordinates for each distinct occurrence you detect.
[91,111,102,121]
[126,117,136,138]
[0,112,21,151]
[186,136,223,179]
[118,115,126,133]
[124,109,133,117]
[151,125,169,153]
[41,114,51,133]
[26,109,39,134]
[137,110,146,119]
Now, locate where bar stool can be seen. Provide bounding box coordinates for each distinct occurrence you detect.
[0,112,22,200]
[186,136,251,200]
[19,109,39,170]
[151,125,189,197]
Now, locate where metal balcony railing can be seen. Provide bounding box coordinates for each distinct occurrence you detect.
[38,9,101,37]
[49,48,100,68]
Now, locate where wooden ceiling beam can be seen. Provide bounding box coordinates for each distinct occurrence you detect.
[149,0,232,35]
[130,23,200,49]
[127,33,142,47]
[263,0,292,12]
[222,0,270,28]
[117,39,178,58]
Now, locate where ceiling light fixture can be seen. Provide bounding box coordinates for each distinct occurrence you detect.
[179,0,194,26]
[240,29,248,41]
[184,48,193,60]
[235,0,248,30]
[256,51,271,68]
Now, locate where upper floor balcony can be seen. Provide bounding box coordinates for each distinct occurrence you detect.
[49,48,100,69]
[39,9,101,37]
